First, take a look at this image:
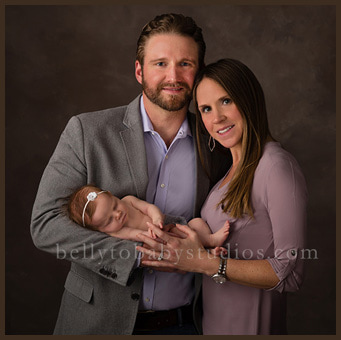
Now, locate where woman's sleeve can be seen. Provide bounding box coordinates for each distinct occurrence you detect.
[264,156,308,293]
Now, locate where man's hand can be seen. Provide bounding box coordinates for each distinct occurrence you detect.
[136,222,211,274]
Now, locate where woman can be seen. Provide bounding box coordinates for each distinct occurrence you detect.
[137,58,307,335]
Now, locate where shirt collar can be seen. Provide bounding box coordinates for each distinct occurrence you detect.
[140,95,192,138]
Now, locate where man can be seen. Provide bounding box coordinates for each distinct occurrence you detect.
[31,13,230,335]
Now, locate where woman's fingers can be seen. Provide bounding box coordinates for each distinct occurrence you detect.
[140,259,186,274]
[146,222,173,243]
[136,235,180,265]
[136,244,162,260]
[137,222,207,273]
[140,259,175,269]
[136,232,164,250]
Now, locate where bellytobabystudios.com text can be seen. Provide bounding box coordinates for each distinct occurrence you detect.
[55,243,318,264]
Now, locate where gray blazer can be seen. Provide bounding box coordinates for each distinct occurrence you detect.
[30,95,230,335]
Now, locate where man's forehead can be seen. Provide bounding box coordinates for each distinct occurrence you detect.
[143,33,199,60]
[145,32,196,45]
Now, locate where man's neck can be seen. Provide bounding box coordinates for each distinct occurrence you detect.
[143,95,188,148]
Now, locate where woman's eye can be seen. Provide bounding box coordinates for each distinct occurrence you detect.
[222,98,231,105]
[201,106,211,113]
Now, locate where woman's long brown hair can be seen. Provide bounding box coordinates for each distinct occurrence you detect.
[193,58,273,218]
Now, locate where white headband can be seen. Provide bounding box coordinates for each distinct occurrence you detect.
[82,191,107,227]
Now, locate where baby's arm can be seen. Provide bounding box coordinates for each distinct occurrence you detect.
[107,226,150,242]
[108,225,167,244]
[123,195,164,228]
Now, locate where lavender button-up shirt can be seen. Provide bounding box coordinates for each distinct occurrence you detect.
[139,96,196,311]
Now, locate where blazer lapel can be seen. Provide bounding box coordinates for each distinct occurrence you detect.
[120,96,149,199]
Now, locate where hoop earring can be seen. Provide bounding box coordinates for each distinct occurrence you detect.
[208,136,216,152]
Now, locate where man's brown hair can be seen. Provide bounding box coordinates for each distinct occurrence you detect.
[136,13,206,69]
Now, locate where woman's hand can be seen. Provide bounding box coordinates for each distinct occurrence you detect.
[137,223,279,289]
[136,222,220,275]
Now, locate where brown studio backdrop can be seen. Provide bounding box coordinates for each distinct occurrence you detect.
[5,5,335,334]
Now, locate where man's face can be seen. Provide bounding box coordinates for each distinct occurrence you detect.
[135,33,199,112]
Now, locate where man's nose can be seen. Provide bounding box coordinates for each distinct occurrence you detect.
[166,64,180,83]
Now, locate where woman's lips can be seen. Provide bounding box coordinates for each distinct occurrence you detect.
[217,125,234,134]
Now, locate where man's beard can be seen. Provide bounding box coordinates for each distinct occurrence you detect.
[142,78,192,112]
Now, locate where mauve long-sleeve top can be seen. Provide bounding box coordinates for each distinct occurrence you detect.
[201,141,308,335]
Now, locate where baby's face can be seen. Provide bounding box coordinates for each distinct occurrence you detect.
[91,194,128,233]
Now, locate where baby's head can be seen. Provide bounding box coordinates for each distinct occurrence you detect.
[68,184,111,231]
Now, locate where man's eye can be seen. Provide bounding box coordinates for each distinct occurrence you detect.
[156,62,165,66]
[181,62,190,66]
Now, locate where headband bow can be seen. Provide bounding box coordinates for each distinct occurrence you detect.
[82,191,107,227]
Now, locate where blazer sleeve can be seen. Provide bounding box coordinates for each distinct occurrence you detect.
[30,116,139,287]
[264,156,308,293]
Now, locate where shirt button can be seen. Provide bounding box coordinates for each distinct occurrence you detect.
[148,269,153,274]
[160,184,165,188]
[165,155,168,159]
[145,297,150,302]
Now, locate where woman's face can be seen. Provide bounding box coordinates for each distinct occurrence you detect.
[196,77,244,155]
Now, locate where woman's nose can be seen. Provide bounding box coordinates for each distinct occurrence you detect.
[212,109,225,123]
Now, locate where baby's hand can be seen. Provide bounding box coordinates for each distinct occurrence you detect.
[147,226,167,243]
[148,227,157,239]
[147,221,164,239]
[152,218,164,230]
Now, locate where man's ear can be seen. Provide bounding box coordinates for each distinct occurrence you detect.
[135,60,143,85]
